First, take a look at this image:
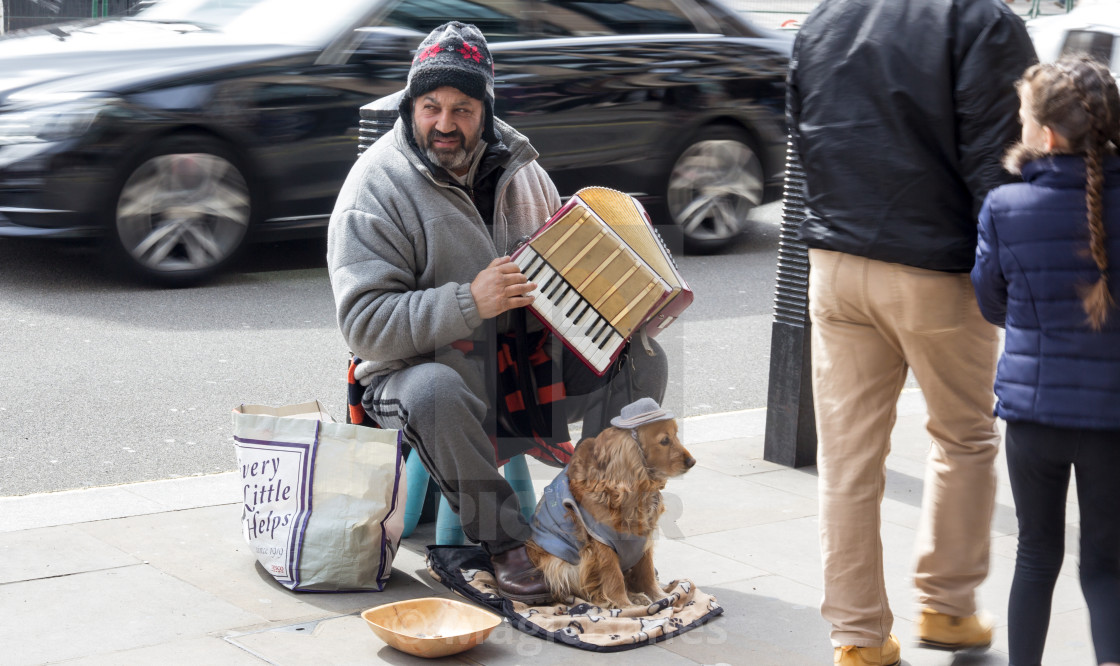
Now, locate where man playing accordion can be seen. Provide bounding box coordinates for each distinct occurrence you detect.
[327,21,668,606]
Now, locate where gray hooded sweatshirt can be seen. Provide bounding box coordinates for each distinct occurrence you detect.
[327,115,561,384]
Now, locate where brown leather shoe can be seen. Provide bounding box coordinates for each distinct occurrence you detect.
[490,545,552,605]
[835,634,901,665]
[916,607,993,651]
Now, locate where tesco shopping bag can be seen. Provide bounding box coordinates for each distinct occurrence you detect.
[232,401,405,592]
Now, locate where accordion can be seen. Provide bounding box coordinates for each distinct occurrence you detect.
[511,187,693,376]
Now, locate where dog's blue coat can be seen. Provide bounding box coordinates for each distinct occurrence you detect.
[530,468,647,571]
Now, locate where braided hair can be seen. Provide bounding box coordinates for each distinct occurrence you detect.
[1019,55,1120,330]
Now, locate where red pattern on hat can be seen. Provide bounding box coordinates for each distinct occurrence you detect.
[458,42,483,63]
[415,44,444,62]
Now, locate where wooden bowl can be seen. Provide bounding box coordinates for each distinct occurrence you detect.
[361,597,502,658]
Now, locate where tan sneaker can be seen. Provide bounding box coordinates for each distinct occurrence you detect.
[916,607,993,651]
[834,634,901,666]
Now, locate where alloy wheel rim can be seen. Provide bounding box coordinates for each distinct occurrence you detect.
[667,138,763,243]
[116,152,250,273]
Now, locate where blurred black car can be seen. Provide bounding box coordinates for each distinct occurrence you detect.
[0,0,791,285]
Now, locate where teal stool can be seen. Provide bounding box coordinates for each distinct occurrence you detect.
[401,452,536,545]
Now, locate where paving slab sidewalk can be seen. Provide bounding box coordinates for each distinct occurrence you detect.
[0,391,1095,665]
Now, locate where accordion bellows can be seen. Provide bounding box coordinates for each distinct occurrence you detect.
[512,187,693,375]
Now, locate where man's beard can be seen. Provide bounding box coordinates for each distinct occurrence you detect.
[416,125,482,173]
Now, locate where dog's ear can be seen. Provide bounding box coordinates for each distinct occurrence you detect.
[569,436,600,479]
[576,427,674,536]
[590,428,648,484]
[569,428,645,503]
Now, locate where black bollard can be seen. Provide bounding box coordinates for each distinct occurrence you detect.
[763,139,817,467]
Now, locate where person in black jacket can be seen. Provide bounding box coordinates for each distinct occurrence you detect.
[786,1,1037,664]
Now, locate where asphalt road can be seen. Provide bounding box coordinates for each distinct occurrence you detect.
[0,202,782,497]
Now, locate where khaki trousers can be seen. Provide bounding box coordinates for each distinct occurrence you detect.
[807,249,1001,647]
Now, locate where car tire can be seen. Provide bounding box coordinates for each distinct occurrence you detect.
[107,134,252,286]
[662,124,764,254]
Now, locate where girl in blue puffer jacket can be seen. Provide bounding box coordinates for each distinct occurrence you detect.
[972,55,1120,666]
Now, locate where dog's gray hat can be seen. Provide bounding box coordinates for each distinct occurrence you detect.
[610,398,675,429]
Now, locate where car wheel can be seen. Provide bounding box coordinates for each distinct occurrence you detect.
[665,124,764,253]
[110,134,251,286]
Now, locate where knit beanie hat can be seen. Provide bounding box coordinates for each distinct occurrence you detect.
[402,21,497,144]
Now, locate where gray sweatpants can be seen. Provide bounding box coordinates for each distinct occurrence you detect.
[363,336,667,555]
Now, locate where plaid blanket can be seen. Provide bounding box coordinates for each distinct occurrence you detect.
[347,328,574,467]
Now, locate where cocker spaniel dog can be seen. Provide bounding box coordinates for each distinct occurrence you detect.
[526,398,695,608]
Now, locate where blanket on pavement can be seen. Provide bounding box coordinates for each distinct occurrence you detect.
[425,545,723,652]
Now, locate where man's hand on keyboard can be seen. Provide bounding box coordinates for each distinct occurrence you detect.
[470,256,537,320]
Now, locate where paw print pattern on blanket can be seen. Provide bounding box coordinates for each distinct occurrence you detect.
[461,568,502,599]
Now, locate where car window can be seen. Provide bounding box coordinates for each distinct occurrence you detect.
[379,0,527,42]
[530,0,702,37]
[1060,29,1117,72]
